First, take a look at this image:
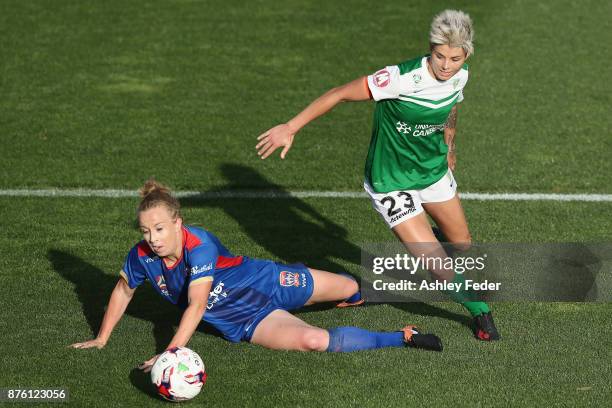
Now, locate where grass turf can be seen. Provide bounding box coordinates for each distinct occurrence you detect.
[0,197,611,406]
[0,0,611,406]
[0,0,610,191]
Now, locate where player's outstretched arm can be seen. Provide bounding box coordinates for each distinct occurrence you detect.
[167,281,212,349]
[256,76,371,159]
[71,278,136,349]
[139,281,212,373]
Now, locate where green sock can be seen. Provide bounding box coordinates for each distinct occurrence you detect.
[444,273,490,317]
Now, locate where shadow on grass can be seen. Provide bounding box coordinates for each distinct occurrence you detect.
[295,298,470,329]
[129,368,159,401]
[182,164,471,327]
[181,163,361,273]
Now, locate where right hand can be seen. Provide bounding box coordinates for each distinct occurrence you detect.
[138,354,161,373]
[70,338,106,349]
[256,123,296,159]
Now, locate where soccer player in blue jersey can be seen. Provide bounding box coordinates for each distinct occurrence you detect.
[71,179,442,370]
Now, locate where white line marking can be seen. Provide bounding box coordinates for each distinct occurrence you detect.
[0,189,611,202]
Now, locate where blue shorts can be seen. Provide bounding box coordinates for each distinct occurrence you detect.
[201,259,314,343]
[241,262,314,342]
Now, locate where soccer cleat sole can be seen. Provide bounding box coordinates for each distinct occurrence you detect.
[336,298,365,308]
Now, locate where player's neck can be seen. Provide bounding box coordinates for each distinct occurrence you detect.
[163,230,184,266]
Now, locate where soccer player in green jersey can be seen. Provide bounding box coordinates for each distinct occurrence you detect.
[256,10,500,341]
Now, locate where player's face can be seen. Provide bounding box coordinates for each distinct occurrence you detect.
[428,44,467,81]
[138,206,183,259]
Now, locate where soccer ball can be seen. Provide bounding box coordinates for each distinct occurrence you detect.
[150,347,207,402]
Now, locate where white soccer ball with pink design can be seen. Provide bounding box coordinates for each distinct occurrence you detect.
[150,347,207,402]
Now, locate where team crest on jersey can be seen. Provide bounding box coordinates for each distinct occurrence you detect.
[279,271,306,287]
[156,275,170,296]
[412,73,422,84]
[373,70,390,88]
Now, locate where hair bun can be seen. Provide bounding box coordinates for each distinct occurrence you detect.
[139,178,171,198]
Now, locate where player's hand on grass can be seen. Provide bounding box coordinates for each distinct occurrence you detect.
[70,338,106,349]
[138,354,160,373]
[256,123,296,159]
[447,151,456,171]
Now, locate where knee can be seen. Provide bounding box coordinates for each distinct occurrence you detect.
[450,234,472,252]
[299,329,329,352]
[342,277,359,298]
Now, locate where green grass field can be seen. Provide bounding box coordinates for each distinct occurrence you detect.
[1,0,611,406]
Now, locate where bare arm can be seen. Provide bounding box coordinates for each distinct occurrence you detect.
[71,278,136,349]
[444,105,458,171]
[256,76,371,159]
[285,76,371,133]
[166,281,212,349]
[138,281,212,372]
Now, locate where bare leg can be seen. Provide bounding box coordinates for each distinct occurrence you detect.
[250,309,442,352]
[390,196,497,338]
[250,309,330,351]
[391,212,454,281]
[423,194,472,250]
[304,268,358,305]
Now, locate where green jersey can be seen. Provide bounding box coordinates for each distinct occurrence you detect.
[365,55,468,193]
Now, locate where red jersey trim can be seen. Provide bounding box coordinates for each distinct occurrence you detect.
[137,241,154,257]
[183,227,203,251]
[162,226,244,270]
[163,227,193,270]
[216,255,244,269]
[364,76,373,99]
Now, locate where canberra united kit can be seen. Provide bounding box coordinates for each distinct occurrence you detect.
[364,55,468,227]
[120,225,314,343]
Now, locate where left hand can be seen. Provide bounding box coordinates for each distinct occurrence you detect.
[447,151,456,172]
[138,354,160,373]
[256,123,296,160]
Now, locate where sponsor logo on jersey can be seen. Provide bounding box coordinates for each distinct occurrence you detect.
[373,70,390,87]
[156,275,170,297]
[413,73,422,84]
[395,121,412,134]
[207,281,228,310]
[389,208,415,224]
[397,123,445,137]
[412,123,445,137]
[191,262,213,276]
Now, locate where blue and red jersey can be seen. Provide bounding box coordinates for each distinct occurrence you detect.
[120,225,312,342]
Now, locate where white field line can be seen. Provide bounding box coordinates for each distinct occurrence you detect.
[0,189,612,202]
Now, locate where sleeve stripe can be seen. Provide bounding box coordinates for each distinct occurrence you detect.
[364,76,373,99]
[189,276,214,286]
[119,270,129,283]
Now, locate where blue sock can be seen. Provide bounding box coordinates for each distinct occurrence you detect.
[326,327,404,352]
[339,273,362,303]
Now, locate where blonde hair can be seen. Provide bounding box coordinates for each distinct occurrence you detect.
[429,9,474,57]
[137,178,181,220]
